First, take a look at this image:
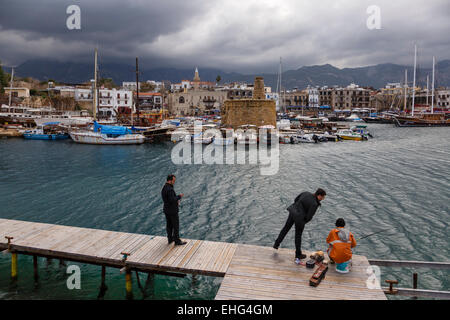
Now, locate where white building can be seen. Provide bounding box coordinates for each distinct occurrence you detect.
[74,88,93,101]
[122,82,141,91]
[436,89,450,109]
[307,86,319,108]
[75,88,132,121]
[171,80,192,91]
[97,89,132,120]
[385,83,402,89]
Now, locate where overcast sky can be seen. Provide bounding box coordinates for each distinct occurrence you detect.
[0,0,449,73]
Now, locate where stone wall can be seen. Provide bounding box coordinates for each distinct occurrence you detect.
[221,99,276,129]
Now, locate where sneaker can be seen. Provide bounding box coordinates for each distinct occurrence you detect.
[295,258,305,266]
[168,239,174,245]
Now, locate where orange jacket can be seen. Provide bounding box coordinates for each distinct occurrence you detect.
[326,228,357,264]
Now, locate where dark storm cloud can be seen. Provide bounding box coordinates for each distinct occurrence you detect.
[0,0,449,72]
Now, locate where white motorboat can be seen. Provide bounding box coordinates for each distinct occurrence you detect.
[294,132,319,143]
[345,114,364,122]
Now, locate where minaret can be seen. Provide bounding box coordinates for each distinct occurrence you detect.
[193,67,200,90]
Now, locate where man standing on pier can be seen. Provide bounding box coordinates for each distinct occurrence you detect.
[161,174,186,246]
[273,189,326,264]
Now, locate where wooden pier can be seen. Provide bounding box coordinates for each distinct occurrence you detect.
[0,218,386,300]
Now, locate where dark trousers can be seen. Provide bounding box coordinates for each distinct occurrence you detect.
[274,212,305,259]
[164,212,180,242]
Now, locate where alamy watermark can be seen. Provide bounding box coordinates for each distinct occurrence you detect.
[366,265,382,289]
[366,5,381,30]
[66,5,81,30]
[66,265,81,290]
[170,121,279,176]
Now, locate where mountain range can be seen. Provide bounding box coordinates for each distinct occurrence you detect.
[5,59,450,90]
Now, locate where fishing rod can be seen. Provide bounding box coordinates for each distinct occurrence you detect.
[358,228,393,241]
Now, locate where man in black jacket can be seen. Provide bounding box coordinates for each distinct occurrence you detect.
[161,174,186,246]
[273,189,326,264]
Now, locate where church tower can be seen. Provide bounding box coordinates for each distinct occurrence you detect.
[193,67,200,90]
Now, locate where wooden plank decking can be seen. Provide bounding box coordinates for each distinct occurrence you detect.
[215,244,387,300]
[0,218,386,300]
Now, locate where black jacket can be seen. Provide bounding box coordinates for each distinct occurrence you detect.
[287,192,321,224]
[161,183,181,215]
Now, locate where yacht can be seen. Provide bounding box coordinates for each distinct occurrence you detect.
[69,122,145,145]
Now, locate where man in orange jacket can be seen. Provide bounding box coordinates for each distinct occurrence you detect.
[326,218,357,273]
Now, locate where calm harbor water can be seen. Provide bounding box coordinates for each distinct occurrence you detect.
[0,124,449,300]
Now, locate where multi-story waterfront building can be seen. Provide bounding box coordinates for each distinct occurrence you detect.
[135,92,163,110]
[324,84,371,110]
[436,89,450,110]
[283,90,309,108]
[97,88,132,120]
[282,84,372,111]
[168,69,227,116]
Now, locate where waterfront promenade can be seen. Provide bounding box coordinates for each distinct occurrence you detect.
[0,218,386,300]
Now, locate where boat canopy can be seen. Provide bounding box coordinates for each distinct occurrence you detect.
[94,121,132,135]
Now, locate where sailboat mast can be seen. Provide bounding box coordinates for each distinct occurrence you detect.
[93,48,98,121]
[279,57,283,113]
[404,69,408,112]
[8,67,14,107]
[411,44,417,116]
[426,75,429,106]
[431,56,435,114]
[135,57,140,123]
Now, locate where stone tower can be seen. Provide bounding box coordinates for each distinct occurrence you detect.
[193,67,200,90]
[253,76,265,100]
[221,76,276,129]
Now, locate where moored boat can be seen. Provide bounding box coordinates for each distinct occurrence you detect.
[394,113,450,127]
[69,122,145,145]
[336,129,366,141]
[23,122,69,140]
[351,125,373,139]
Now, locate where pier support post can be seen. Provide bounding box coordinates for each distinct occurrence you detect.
[33,255,39,281]
[192,274,198,287]
[412,273,418,300]
[11,252,18,281]
[125,269,133,300]
[97,266,108,299]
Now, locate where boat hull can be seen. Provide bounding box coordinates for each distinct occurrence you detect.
[23,133,69,140]
[69,132,145,145]
[394,117,450,127]
[339,135,364,141]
